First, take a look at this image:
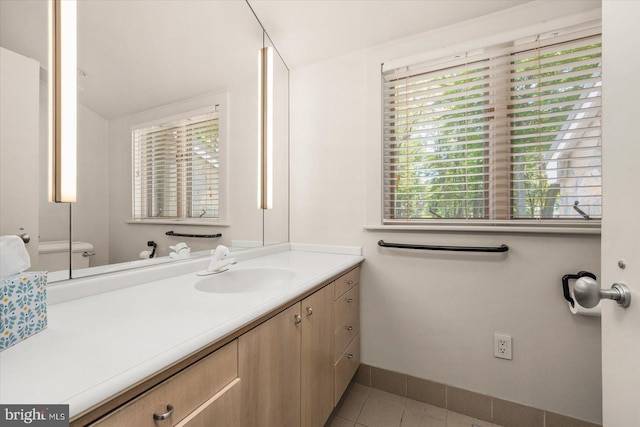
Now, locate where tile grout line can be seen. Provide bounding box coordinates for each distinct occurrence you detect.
[354,386,370,427]
[445,385,449,413]
[490,396,494,423]
[401,373,408,425]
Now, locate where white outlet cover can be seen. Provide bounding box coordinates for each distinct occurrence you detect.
[494,333,512,360]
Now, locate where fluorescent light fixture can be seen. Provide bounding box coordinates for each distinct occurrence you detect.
[51,0,77,203]
[258,45,273,210]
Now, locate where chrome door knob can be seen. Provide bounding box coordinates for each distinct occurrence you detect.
[574,277,631,308]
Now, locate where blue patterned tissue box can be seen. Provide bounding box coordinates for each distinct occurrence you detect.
[0,271,48,351]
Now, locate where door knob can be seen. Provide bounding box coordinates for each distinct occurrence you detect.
[574,277,631,308]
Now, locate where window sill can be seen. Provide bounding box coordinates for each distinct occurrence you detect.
[126,220,230,227]
[364,223,601,235]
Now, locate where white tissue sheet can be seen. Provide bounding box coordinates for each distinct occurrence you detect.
[568,300,601,317]
[0,236,31,278]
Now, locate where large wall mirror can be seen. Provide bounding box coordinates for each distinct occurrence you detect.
[0,0,289,282]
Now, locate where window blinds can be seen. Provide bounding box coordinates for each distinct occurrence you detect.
[133,111,220,220]
[382,29,602,223]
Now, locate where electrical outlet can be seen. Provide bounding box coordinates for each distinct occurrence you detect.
[494,333,512,360]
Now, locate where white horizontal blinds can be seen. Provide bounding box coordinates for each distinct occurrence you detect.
[133,111,220,220]
[186,116,220,219]
[383,53,510,220]
[382,26,602,223]
[509,34,602,220]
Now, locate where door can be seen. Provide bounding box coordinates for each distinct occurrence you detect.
[0,48,40,265]
[601,2,640,426]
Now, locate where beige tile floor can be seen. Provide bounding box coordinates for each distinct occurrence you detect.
[325,383,504,427]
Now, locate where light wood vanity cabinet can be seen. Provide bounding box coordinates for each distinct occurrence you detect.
[238,267,361,426]
[79,265,361,427]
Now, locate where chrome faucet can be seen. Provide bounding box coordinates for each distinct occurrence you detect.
[201,245,236,275]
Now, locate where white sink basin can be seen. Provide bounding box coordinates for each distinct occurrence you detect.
[194,267,296,293]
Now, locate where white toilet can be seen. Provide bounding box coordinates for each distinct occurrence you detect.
[38,241,94,272]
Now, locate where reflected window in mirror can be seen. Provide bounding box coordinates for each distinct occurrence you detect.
[132,105,223,221]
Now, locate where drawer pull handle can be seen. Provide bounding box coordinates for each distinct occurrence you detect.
[347,279,354,285]
[294,314,302,324]
[153,404,174,421]
[306,307,313,316]
[346,353,354,359]
[346,298,354,303]
[345,325,353,331]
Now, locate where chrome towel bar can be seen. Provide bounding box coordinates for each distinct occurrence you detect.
[377,240,508,253]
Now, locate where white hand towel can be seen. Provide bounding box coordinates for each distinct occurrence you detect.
[0,235,31,278]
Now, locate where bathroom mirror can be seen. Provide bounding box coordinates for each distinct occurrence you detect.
[0,0,290,282]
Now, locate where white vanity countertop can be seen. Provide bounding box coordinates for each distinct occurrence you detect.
[0,245,363,418]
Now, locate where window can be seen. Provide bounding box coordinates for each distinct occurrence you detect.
[382,27,602,225]
[132,108,221,221]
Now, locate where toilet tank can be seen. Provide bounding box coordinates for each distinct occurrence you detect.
[38,241,94,272]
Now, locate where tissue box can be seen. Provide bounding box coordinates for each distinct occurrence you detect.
[0,271,48,351]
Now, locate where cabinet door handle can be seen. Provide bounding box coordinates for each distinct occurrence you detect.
[346,353,354,359]
[306,307,313,316]
[294,314,302,324]
[345,325,353,331]
[347,279,354,285]
[153,404,174,421]
[346,298,354,304]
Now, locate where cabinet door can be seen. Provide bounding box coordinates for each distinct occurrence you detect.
[301,284,334,427]
[239,304,301,427]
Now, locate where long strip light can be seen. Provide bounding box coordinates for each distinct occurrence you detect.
[258,45,273,209]
[51,0,77,203]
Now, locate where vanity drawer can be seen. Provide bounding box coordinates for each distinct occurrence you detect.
[334,267,360,300]
[334,284,359,331]
[175,378,241,427]
[92,340,238,427]
[334,334,360,405]
[334,311,359,363]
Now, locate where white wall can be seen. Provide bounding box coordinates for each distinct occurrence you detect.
[72,104,109,268]
[290,1,603,423]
